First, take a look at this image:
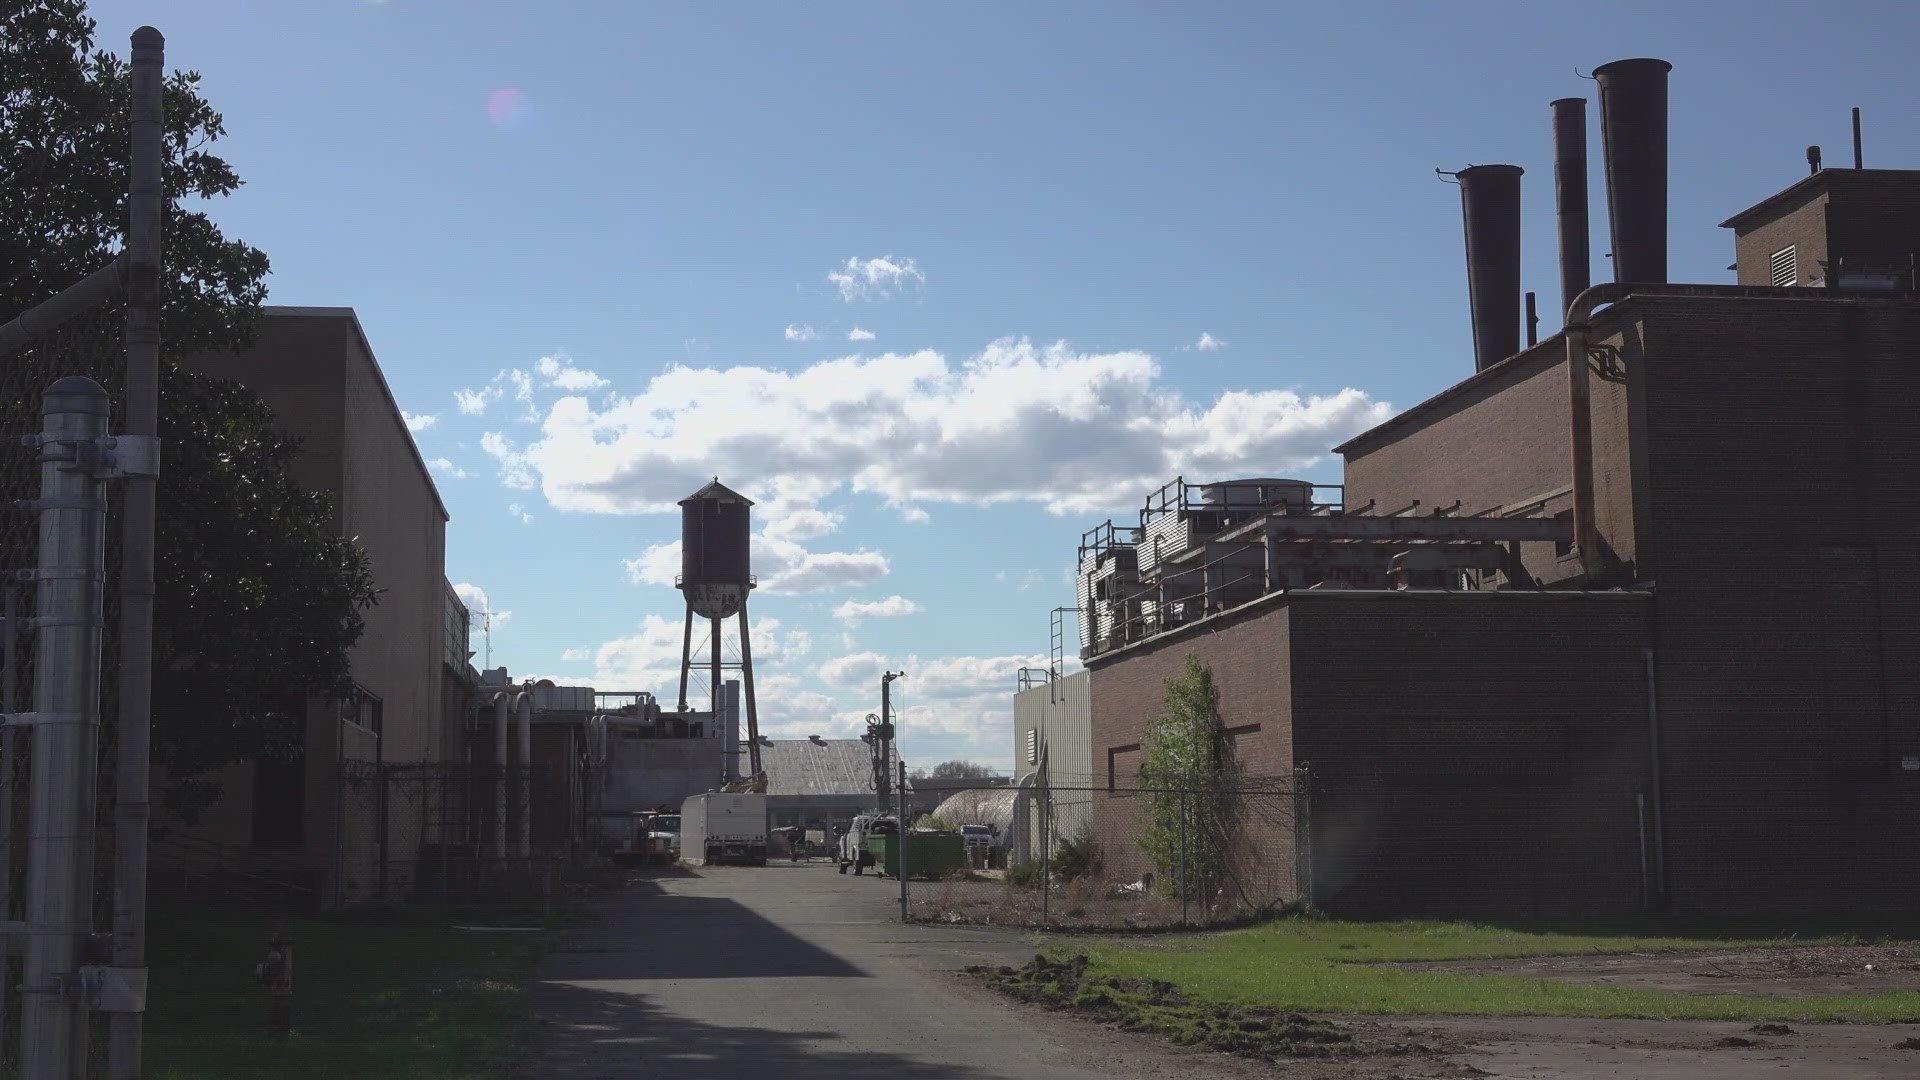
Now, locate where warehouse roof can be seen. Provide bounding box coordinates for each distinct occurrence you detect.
[760,738,873,798]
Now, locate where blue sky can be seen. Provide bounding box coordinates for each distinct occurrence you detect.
[91,0,1919,770]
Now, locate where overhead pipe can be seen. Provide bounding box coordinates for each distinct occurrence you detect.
[1550,97,1591,318]
[1594,59,1672,285]
[1452,164,1525,371]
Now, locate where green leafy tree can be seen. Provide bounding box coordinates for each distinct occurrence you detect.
[2,0,379,816]
[1137,654,1228,899]
[927,760,995,779]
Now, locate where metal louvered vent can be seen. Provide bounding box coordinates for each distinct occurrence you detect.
[1770,245,1798,286]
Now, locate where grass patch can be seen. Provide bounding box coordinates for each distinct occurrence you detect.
[147,899,552,1079]
[970,954,1365,1063]
[1052,918,1920,1023]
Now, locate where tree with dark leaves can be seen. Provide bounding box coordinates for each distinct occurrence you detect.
[2,0,379,817]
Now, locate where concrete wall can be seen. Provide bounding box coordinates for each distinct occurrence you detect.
[601,735,724,815]
[1012,671,1092,786]
[179,308,452,902]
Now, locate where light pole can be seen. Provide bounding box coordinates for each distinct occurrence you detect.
[883,670,906,920]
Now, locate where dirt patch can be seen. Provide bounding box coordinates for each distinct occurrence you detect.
[1386,942,1920,997]
[967,953,1469,1067]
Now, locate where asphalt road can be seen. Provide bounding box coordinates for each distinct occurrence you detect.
[524,860,1266,1079]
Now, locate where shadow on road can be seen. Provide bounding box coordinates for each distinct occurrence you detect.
[528,980,991,1079]
[544,893,864,979]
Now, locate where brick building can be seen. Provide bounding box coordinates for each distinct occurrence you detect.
[1074,63,1920,920]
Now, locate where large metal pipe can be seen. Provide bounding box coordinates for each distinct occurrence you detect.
[1455,164,1525,371]
[1594,59,1672,285]
[492,692,510,859]
[516,690,532,859]
[21,378,111,1077]
[1551,97,1591,318]
[109,26,166,1078]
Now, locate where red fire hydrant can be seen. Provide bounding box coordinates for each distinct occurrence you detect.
[257,932,293,1037]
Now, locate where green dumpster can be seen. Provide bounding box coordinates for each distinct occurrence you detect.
[865,830,966,879]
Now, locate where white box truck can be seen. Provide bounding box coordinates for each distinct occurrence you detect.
[680,792,768,866]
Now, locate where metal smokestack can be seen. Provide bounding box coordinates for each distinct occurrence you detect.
[1594,58,1672,285]
[1550,97,1591,317]
[1455,164,1524,372]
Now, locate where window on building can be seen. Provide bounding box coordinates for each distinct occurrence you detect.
[1106,743,1141,794]
[1026,728,1039,765]
[1770,245,1798,287]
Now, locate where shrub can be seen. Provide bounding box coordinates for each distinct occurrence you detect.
[1051,824,1103,881]
[1006,859,1045,890]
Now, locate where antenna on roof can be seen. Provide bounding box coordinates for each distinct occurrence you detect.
[1852,107,1864,169]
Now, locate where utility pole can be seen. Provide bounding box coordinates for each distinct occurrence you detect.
[883,671,905,922]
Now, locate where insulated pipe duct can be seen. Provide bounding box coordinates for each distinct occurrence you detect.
[1594,59,1672,285]
[1454,164,1525,371]
[1550,97,1591,317]
[516,690,533,859]
[491,692,510,859]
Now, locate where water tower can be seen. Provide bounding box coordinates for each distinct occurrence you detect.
[675,478,762,776]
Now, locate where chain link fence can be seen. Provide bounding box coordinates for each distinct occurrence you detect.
[330,762,575,908]
[899,773,1308,930]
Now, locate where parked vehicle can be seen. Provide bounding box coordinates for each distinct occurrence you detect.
[602,810,679,866]
[681,792,768,866]
[836,813,897,875]
[960,823,995,867]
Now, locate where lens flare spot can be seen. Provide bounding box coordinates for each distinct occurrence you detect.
[486,88,532,134]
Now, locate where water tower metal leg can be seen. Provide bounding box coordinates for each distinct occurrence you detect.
[738,605,761,776]
[709,616,723,718]
[677,606,693,712]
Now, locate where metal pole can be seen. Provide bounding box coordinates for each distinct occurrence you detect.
[708,617,722,717]
[676,607,692,712]
[1179,790,1189,927]
[0,258,127,359]
[896,760,908,922]
[492,693,508,860]
[516,692,532,860]
[736,606,761,777]
[1038,756,1049,927]
[21,377,112,1078]
[0,583,17,1060]
[107,26,165,1078]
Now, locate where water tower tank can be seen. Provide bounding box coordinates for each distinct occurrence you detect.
[678,478,754,619]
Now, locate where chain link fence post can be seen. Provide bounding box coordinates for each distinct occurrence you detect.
[1293,765,1314,912]
[897,760,909,923]
[19,377,112,1078]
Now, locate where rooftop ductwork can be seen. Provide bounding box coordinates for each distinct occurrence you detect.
[1453,164,1524,372]
[1594,58,1672,285]
[1551,98,1591,319]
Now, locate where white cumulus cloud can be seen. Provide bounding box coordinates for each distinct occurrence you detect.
[833,595,923,624]
[535,354,608,391]
[784,324,819,342]
[828,256,925,302]
[454,387,498,415]
[623,532,888,595]
[451,582,510,628]
[1194,331,1227,352]
[426,457,468,479]
[847,327,876,342]
[479,336,1390,520]
[403,411,437,432]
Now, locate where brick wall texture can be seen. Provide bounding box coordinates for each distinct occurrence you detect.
[1087,285,1920,921]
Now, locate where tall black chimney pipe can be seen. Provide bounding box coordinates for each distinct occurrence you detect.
[1550,98,1591,318]
[1594,58,1672,285]
[1455,164,1524,372]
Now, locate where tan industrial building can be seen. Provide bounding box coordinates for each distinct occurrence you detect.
[163,307,464,904]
